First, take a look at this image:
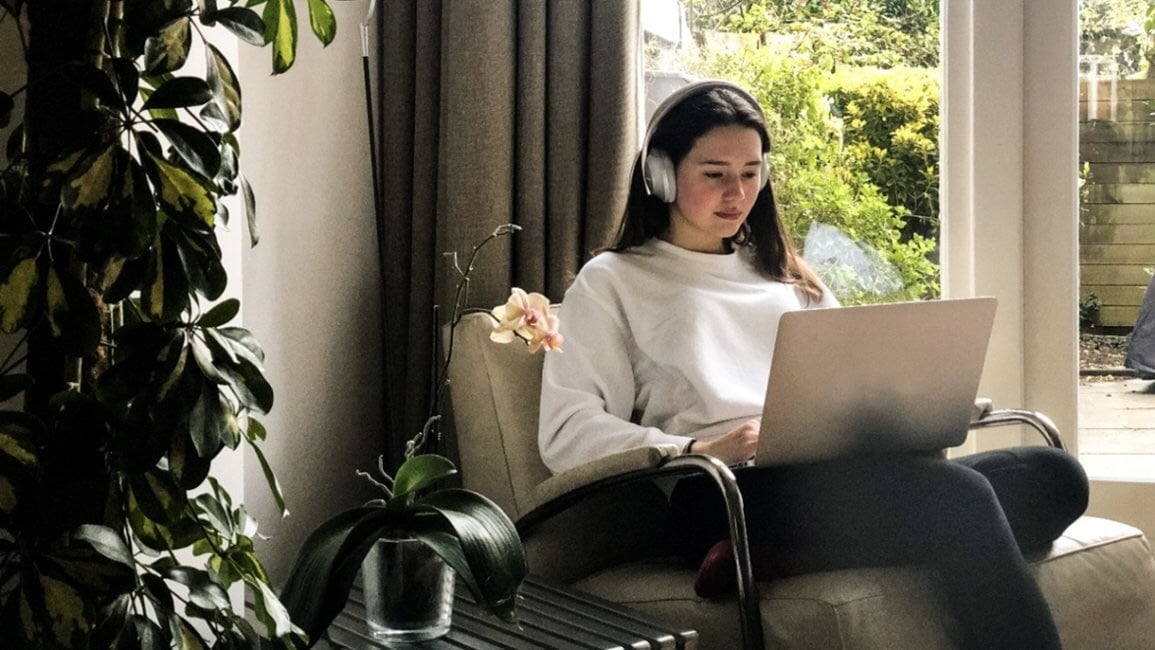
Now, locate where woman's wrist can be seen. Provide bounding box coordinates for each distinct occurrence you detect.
[684,439,696,454]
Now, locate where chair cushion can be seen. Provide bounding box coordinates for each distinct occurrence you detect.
[571,516,1155,649]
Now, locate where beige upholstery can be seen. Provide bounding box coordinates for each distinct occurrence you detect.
[446,312,1155,648]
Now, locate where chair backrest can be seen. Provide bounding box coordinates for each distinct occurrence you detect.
[445,312,553,521]
[446,312,681,583]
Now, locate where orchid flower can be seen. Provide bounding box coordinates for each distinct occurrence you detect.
[490,287,564,352]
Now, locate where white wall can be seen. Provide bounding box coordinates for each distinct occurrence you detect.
[237,3,383,581]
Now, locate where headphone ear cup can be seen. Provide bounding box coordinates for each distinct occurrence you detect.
[644,149,677,203]
[760,159,770,189]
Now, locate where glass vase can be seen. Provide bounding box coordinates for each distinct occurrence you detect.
[361,536,455,642]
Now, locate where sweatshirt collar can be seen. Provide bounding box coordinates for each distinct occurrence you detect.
[645,237,755,280]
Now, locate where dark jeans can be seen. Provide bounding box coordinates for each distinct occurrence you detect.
[668,447,1089,650]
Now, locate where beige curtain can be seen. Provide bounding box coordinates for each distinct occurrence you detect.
[374,1,640,467]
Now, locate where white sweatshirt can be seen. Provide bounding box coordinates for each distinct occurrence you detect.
[538,238,839,474]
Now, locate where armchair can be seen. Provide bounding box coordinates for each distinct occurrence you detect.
[446,312,1155,648]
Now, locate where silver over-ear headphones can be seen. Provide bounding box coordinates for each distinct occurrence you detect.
[641,80,771,204]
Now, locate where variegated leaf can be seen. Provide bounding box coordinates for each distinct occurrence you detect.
[146,151,216,227]
[263,0,299,74]
[0,257,40,333]
[64,145,116,211]
[305,0,335,46]
[145,17,192,75]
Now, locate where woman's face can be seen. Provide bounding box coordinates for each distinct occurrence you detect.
[664,124,763,254]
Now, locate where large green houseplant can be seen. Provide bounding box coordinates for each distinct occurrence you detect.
[0,1,341,646]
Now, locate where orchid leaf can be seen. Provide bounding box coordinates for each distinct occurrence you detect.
[391,454,457,502]
[416,489,526,621]
[280,507,395,645]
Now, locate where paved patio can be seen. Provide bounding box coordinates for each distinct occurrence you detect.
[1078,376,1155,480]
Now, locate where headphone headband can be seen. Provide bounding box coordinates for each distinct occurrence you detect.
[641,79,769,202]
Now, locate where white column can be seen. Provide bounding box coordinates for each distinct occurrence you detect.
[1022,0,1079,452]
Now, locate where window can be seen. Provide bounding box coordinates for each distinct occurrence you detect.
[641,0,943,305]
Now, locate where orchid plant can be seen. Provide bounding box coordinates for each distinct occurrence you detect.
[280,225,562,646]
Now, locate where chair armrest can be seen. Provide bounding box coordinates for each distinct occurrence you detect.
[972,397,994,421]
[527,444,682,514]
[517,450,766,650]
[969,398,1064,450]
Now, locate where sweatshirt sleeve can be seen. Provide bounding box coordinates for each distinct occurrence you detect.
[537,281,691,474]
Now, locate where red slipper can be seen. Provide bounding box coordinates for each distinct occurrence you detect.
[694,539,737,598]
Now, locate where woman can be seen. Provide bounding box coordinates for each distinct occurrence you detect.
[538,80,1088,649]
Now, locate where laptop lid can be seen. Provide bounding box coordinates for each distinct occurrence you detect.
[754,297,998,467]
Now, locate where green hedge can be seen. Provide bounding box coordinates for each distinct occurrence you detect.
[826,66,940,245]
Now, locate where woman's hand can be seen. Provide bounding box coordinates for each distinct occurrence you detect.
[693,419,760,465]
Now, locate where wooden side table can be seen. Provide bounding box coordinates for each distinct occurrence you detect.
[325,574,698,649]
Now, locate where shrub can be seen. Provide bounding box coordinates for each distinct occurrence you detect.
[826,66,940,244]
[683,0,940,68]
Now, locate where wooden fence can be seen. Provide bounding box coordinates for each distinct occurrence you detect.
[1079,78,1155,328]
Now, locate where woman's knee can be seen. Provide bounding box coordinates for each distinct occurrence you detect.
[962,447,1088,512]
[957,447,1089,549]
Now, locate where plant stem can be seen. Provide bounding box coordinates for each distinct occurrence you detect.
[427,225,520,428]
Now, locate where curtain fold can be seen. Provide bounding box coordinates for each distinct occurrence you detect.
[374,1,640,468]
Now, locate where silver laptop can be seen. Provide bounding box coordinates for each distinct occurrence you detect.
[753,297,998,466]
